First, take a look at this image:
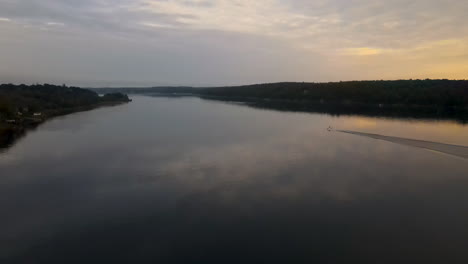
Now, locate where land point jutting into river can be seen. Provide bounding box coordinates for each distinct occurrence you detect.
[0,84,131,148]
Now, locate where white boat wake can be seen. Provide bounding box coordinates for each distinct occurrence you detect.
[338,130,468,159]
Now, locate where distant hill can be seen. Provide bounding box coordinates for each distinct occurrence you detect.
[90,86,197,95]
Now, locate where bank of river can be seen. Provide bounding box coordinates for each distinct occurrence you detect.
[0,101,130,148]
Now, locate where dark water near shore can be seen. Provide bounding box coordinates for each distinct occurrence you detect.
[1,96,468,263]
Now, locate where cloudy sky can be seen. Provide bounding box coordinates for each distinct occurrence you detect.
[0,0,467,86]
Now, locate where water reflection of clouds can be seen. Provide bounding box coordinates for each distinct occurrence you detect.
[129,131,468,205]
[2,97,468,262]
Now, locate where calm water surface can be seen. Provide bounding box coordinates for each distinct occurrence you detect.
[1,96,468,263]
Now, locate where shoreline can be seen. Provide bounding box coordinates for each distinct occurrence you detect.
[0,101,130,149]
[146,93,468,123]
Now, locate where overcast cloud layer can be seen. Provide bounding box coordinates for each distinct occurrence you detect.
[0,0,467,86]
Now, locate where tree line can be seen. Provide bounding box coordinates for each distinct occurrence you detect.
[92,79,468,108]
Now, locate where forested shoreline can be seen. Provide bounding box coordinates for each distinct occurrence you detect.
[91,80,468,122]
[0,84,130,148]
[92,80,468,108]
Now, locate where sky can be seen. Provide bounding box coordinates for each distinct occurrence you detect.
[0,0,467,87]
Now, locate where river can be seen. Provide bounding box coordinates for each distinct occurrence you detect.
[1,95,468,263]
